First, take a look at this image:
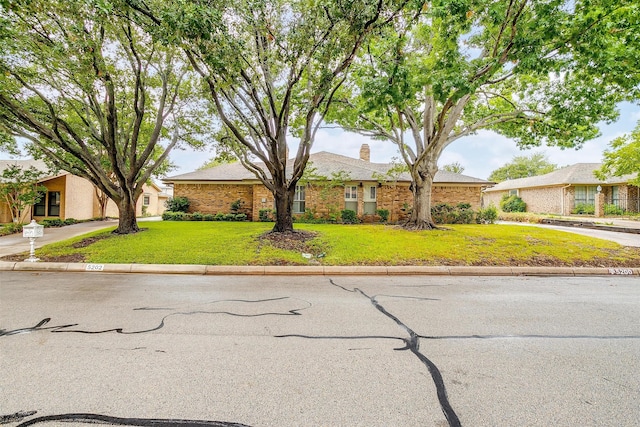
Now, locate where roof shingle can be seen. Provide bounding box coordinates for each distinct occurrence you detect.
[164,151,490,185]
[484,163,636,192]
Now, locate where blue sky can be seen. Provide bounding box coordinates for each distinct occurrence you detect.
[3,102,639,181]
[169,101,640,180]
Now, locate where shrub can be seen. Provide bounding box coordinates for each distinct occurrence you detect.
[476,205,498,224]
[40,218,65,227]
[230,199,245,214]
[500,194,526,213]
[498,212,545,223]
[604,204,624,216]
[376,209,390,222]
[173,212,187,221]
[259,209,274,222]
[63,218,78,225]
[203,214,215,221]
[340,209,358,224]
[214,213,225,221]
[431,203,477,224]
[165,197,190,213]
[191,212,204,221]
[223,213,236,221]
[455,203,475,224]
[571,203,595,215]
[0,222,22,236]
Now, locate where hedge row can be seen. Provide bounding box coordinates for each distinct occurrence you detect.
[162,211,247,221]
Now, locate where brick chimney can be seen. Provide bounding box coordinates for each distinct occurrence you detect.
[359,144,370,162]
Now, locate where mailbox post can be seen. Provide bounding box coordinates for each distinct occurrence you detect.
[22,220,44,262]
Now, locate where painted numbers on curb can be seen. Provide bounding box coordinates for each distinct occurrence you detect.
[85,264,104,272]
[608,268,633,275]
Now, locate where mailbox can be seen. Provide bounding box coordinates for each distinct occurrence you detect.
[23,220,44,262]
[23,220,44,238]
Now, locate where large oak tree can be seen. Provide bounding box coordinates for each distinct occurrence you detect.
[0,0,206,233]
[129,0,418,232]
[329,0,639,229]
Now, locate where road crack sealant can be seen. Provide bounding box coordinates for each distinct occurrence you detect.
[278,278,462,427]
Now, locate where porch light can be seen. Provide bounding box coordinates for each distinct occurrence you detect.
[596,185,602,193]
[22,220,44,262]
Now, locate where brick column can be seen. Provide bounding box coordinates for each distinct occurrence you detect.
[594,191,605,217]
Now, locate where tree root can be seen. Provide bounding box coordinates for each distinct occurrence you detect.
[401,220,440,231]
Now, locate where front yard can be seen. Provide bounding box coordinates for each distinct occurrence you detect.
[5,222,639,267]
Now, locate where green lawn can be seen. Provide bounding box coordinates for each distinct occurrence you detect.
[27,221,640,267]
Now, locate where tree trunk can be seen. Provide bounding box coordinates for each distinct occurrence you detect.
[404,163,438,230]
[94,186,109,220]
[272,186,295,233]
[114,195,140,234]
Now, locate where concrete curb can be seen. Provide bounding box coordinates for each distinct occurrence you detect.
[1,261,638,277]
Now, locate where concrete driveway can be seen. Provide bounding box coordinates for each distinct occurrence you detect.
[2,273,639,426]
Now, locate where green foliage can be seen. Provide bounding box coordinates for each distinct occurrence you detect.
[431,203,475,224]
[165,197,190,213]
[500,194,527,213]
[0,222,23,236]
[230,199,244,214]
[376,209,390,222]
[326,0,634,227]
[259,209,275,222]
[488,153,558,182]
[476,205,498,224]
[198,150,238,170]
[340,209,358,224]
[604,204,624,216]
[0,163,48,223]
[163,211,246,222]
[596,121,640,186]
[441,162,465,174]
[0,0,211,233]
[134,0,412,233]
[34,222,640,267]
[572,203,595,215]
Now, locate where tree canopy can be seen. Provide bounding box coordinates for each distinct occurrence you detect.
[595,121,640,186]
[129,0,415,232]
[328,0,640,229]
[441,162,465,174]
[0,0,208,233]
[0,163,48,223]
[488,153,557,182]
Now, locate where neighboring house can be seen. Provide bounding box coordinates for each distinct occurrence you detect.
[483,163,640,215]
[163,144,491,222]
[0,159,167,223]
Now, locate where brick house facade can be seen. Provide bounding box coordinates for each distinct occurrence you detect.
[164,147,491,223]
[483,163,640,216]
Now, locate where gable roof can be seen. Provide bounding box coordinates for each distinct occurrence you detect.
[164,151,490,185]
[484,163,636,192]
[0,159,63,181]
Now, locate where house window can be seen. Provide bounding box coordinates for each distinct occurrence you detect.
[47,191,61,217]
[143,194,151,206]
[611,186,619,206]
[364,185,377,215]
[509,189,519,196]
[33,192,46,216]
[293,185,305,214]
[344,185,358,213]
[574,186,597,206]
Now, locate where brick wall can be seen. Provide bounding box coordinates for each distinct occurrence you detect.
[175,181,484,223]
[174,183,254,217]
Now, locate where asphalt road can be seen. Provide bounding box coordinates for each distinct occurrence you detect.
[1,273,639,427]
